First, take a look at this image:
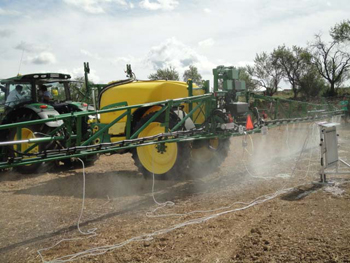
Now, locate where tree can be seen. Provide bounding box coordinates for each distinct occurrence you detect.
[309,34,350,96]
[70,76,94,104]
[238,66,258,92]
[330,20,350,42]
[299,68,326,98]
[248,52,283,96]
[183,65,202,85]
[272,45,313,98]
[148,66,179,81]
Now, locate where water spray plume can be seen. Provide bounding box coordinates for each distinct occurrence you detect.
[246,115,254,130]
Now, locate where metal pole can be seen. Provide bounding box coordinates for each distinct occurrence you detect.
[84,62,90,101]
[188,79,193,113]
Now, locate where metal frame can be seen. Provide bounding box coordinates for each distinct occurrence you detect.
[0,88,345,170]
[318,123,350,183]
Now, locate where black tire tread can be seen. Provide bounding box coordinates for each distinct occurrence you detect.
[189,138,231,177]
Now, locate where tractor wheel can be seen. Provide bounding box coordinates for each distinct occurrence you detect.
[9,124,55,174]
[189,138,231,177]
[132,112,190,180]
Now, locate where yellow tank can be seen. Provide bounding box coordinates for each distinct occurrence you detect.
[99,80,205,136]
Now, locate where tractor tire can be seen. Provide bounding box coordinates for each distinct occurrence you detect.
[132,112,191,180]
[8,124,55,174]
[189,138,231,177]
[187,109,231,177]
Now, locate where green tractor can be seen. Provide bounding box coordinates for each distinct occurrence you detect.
[0,71,95,173]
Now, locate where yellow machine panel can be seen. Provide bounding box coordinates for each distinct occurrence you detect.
[100,80,205,135]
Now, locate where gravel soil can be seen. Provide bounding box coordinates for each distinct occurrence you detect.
[0,121,349,263]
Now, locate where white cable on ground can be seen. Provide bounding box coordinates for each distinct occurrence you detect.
[76,158,97,236]
[37,158,97,263]
[37,122,325,263]
[147,121,318,217]
[148,123,315,217]
[146,147,175,216]
[39,182,303,263]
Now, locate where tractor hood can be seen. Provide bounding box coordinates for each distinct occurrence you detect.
[24,103,63,127]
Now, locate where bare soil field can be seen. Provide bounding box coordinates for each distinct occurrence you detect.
[0,121,349,263]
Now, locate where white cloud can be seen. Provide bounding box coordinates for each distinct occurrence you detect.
[15,41,50,53]
[81,49,136,66]
[203,8,211,13]
[71,67,101,83]
[80,49,102,60]
[0,29,12,38]
[139,0,179,11]
[0,8,21,16]
[63,0,128,14]
[198,38,215,47]
[55,67,100,83]
[26,52,57,65]
[235,61,255,68]
[146,37,215,76]
[1,0,350,84]
[110,56,136,65]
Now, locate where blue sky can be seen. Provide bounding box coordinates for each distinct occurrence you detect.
[0,0,349,84]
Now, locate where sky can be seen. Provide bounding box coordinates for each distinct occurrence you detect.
[0,0,349,85]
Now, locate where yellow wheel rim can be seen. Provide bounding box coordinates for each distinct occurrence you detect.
[136,122,178,174]
[14,128,39,159]
[191,138,219,163]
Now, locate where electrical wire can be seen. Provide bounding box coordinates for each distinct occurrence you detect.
[37,121,327,262]
[39,183,302,263]
[37,158,97,263]
[146,147,175,216]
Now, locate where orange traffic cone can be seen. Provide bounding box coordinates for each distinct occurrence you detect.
[246,115,254,130]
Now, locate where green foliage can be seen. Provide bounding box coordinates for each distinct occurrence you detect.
[249,51,283,96]
[299,68,326,98]
[183,65,202,85]
[148,66,179,81]
[70,76,94,104]
[272,45,313,98]
[330,19,350,42]
[237,66,257,92]
[309,34,350,96]
[245,19,350,99]
[336,87,350,96]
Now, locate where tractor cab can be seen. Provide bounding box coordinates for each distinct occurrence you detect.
[0,72,96,173]
[0,73,92,124]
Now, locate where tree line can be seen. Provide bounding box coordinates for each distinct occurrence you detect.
[148,20,350,98]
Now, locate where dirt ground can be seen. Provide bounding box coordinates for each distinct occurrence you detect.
[0,121,350,263]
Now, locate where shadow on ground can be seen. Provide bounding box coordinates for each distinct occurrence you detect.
[281,184,323,201]
[11,170,170,199]
[0,174,227,254]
